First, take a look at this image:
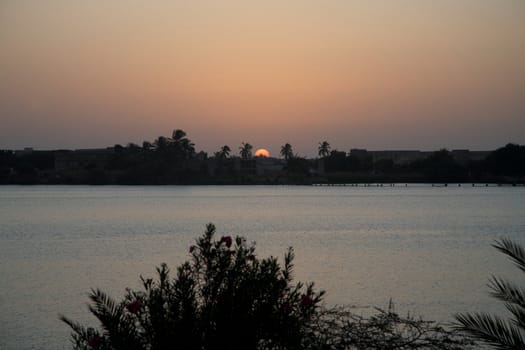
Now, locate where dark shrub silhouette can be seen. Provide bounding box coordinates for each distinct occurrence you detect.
[309,301,473,350]
[62,224,473,350]
[409,149,467,183]
[484,143,525,177]
[61,224,324,350]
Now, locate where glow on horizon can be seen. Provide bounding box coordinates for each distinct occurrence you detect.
[255,149,270,158]
[1,0,524,156]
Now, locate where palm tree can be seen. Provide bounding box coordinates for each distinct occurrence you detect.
[239,142,253,159]
[170,129,195,159]
[172,129,187,141]
[154,136,169,152]
[216,145,231,159]
[280,143,294,160]
[182,139,196,159]
[455,238,525,349]
[318,141,331,158]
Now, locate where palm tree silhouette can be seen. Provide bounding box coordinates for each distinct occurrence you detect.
[172,129,187,141]
[318,141,331,158]
[215,145,231,159]
[239,142,253,159]
[280,143,294,160]
[154,136,169,152]
[170,129,195,159]
[455,238,525,349]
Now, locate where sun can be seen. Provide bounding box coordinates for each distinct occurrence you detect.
[255,148,270,157]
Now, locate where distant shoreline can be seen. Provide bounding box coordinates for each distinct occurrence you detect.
[1,182,524,187]
[2,142,524,185]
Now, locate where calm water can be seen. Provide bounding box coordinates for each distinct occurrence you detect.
[1,185,524,349]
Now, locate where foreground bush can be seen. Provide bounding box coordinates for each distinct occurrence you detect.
[307,302,473,350]
[62,224,472,350]
[62,224,324,350]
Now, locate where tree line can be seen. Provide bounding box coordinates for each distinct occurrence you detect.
[0,129,524,184]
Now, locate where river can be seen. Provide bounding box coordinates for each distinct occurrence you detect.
[1,185,524,349]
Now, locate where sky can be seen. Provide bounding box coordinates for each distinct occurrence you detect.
[1,0,524,157]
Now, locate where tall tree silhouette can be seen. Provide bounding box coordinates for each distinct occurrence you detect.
[239,142,253,159]
[484,143,525,176]
[215,145,231,159]
[154,136,169,152]
[318,141,331,158]
[172,129,187,141]
[280,143,294,160]
[170,129,195,159]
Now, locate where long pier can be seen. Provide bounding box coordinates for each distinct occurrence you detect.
[311,183,524,187]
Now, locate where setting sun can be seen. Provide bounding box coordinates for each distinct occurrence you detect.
[255,148,270,157]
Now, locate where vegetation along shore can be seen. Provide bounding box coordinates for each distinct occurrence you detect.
[1,129,524,185]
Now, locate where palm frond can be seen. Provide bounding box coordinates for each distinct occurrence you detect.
[88,289,124,335]
[455,312,525,349]
[493,238,525,274]
[505,303,525,331]
[60,315,87,336]
[60,315,99,350]
[89,289,123,318]
[489,276,525,310]
[88,289,145,350]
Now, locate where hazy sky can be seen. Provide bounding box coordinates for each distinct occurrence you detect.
[1,1,524,156]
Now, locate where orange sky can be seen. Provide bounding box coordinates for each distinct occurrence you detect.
[1,1,524,156]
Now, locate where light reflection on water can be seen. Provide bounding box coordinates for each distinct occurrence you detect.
[1,185,524,349]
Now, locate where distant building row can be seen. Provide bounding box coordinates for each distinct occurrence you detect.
[350,149,490,166]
